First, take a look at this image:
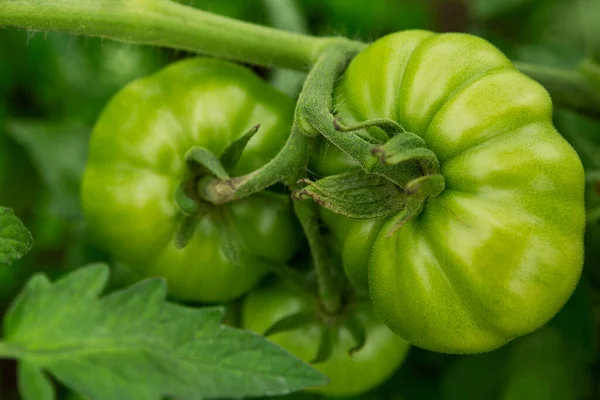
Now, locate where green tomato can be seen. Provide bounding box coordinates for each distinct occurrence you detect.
[82,58,300,303]
[313,31,585,354]
[241,280,410,397]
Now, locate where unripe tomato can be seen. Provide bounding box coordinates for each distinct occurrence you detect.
[242,280,411,397]
[82,58,300,302]
[313,31,585,354]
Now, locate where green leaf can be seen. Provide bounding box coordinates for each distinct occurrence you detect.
[6,119,89,218]
[18,360,56,400]
[295,172,406,219]
[0,207,34,265]
[3,264,327,400]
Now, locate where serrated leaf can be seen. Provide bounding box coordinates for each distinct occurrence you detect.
[18,360,56,400]
[0,207,34,265]
[3,264,326,400]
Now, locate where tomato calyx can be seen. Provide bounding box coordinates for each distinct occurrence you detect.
[289,44,445,232]
[262,290,368,364]
[172,125,262,256]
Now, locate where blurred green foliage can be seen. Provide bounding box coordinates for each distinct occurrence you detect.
[0,0,599,399]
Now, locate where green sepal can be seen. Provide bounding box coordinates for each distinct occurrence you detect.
[185,146,230,180]
[220,124,261,171]
[405,174,446,198]
[173,182,199,216]
[311,326,335,365]
[294,172,406,219]
[263,311,317,337]
[373,133,440,176]
[343,313,367,356]
[334,116,406,141]
[173,216,199,250]
[214,207,245,266]
[384,196,426,237]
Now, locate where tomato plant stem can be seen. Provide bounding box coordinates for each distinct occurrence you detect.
[197,126,312,204]
[1,2,600,118]
[293,200,342,315]
[0,0,341,70]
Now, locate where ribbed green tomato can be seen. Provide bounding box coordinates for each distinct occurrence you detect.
[312,31,585,354]
[82,58,300,303]
[241,280,410,397]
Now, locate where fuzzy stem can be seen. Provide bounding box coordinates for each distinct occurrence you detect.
[293,200,342,315]
[0,0,340,70]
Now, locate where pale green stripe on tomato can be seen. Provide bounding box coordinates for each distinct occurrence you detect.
[370,216,507,353]
[425,69,553,161]
[397,33,513,135]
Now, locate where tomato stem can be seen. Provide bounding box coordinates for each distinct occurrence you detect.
[0,0,346,71]
[197,125,312,204]
[1,2,599,118]
[293,200,343,316]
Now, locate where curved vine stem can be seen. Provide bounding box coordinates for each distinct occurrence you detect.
[293,200,342,315]
[0,0,343,70]
[197,124,312,204]
[1,1,600,118]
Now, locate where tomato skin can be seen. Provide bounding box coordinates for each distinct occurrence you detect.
[82,58,300,303]
[313,31,586,353]
[241,280,410,397]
